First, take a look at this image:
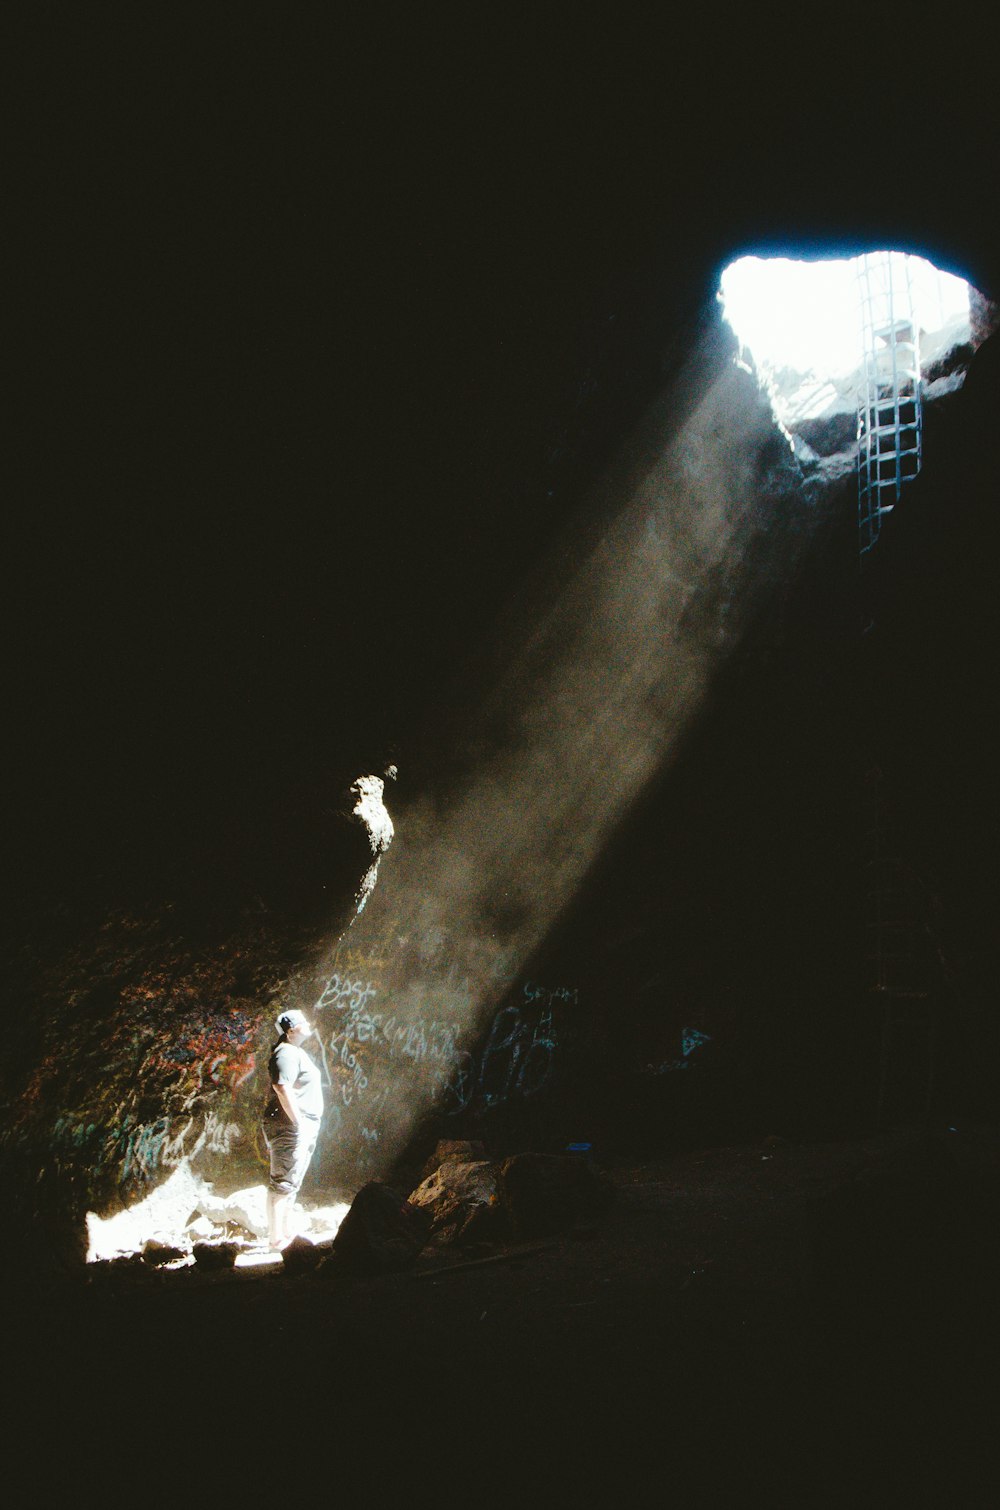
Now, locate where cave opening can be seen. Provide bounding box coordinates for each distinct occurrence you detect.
[718,250,974,432]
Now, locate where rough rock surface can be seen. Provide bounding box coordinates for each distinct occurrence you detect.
[141,1239,186,1267]
[350,773,395,914]
[192,1240,240,1270]
[499,1153,615,1239]
[418,1138,487,1182]
[197,1185,268,1239]
[331,1181,432,1274]
[185,1214,223,1241]
[281,1234,322,1273]
[408,1158,504,1246]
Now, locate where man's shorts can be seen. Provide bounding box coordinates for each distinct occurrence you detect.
[261,1116,320,1196]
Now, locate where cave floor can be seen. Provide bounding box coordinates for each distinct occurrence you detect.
[15,1129,999,1503]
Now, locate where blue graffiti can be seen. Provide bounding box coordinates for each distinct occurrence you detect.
[643,1027,712,1076]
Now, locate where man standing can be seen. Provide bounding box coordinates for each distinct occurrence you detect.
[262,1008,323,1250]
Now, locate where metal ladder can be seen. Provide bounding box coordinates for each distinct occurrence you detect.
[856,253,923,555]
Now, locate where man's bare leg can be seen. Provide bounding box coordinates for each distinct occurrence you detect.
[267,1189,292,1249]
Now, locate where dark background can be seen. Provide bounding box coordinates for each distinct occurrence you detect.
[5,21,1000,1495]
[5,12,998,1133]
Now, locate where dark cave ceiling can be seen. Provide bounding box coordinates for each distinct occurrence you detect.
[7,13,998,910]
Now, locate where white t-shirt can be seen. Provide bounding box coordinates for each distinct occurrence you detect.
[267,1040,323,1122]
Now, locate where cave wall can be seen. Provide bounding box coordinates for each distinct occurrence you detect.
[10,302,997,1243]
[4,14,999,1248]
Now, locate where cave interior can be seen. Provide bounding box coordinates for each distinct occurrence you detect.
[5,14,999,1498]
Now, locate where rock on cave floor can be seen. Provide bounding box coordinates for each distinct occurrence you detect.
[12,1129,999,1502]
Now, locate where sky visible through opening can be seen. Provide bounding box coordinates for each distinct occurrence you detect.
[719,252,971,425]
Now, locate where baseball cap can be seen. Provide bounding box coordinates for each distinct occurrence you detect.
[275,1007,310,1035]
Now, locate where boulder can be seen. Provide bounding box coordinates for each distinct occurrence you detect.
[141,1238,186,1267]
[192,1240,240,1270]
[185,1214,223,1241]
[418,1139,487,1181]
[281,1234,322,1274]
[408,1159,506,1246]
[196,1185,268,1239]
[498,1153,615,1240]
[332,1182,433,1274]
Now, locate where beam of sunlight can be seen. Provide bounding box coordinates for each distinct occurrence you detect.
[293,311,834,1179]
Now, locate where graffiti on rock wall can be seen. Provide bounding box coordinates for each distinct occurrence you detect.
[7,929,270,1200]
[10,891,722,1208]
[295,918,579,1172]
[44,1107,243,1185]
[93,1003,263,1183]
[118,1109,244,1183]
[470,997,559,1108]
[642,1026,712,1075]
[10,905,582,1201]
[309,968,571,1117]
[129,1004,259,1105]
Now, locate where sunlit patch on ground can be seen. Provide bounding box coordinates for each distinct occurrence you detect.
[233,1248,283,1269]
[85,1159,350,1265]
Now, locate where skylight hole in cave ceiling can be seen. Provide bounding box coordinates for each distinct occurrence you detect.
[718,252,972,431]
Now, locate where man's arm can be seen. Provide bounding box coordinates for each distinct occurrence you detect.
[273,1080,302,1130]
